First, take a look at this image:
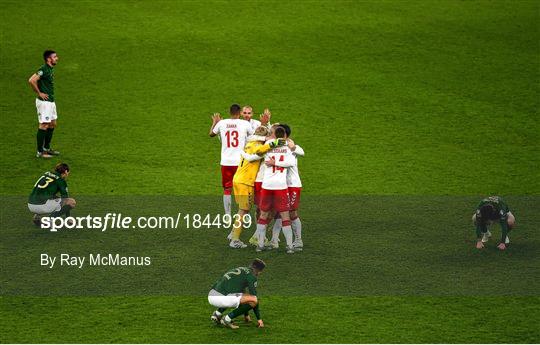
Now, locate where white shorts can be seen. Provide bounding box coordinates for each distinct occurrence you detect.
[28,199,62,214]
[207,289,242,308]
[36,98,57,123]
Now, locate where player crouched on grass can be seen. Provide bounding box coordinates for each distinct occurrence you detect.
[229,127,286,249]
[27,163,76,226]
[208,259,266,329]
[473,196,515,250]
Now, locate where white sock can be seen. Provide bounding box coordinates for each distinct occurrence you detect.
[215,310,222,317]
[282,225,293,247]
[224,315,232,322]
[223,194,231,215]
[256,223,267,247]
[272,219,282,242]
[291,218,302,240]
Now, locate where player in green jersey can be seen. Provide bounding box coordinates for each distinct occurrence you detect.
[28,50,60,158]
[472,196,515,250]
[27,163,76,226]
[208,259,265,329]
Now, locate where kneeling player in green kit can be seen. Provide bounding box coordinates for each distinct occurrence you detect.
[208,259,265,329]
[27,163,76,226]
[472,196,516,250]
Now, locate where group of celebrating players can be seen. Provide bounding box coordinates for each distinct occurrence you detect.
[24,51,520,333]
[209,104,304,254]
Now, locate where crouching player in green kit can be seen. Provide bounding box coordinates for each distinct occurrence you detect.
[472,196,516,250]
[208,259,265,329]
[27,163,76,226]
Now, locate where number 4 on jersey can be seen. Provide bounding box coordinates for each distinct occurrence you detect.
[272,155,285,173]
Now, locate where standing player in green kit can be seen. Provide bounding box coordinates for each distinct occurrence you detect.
[28,50,61,158]
[207,259,266,329]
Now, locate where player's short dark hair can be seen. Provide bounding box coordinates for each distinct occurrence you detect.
[230,104,241,115]
[274,126,286,139]
[280,123,292,137]
[479,204,496,221]
[54,163,70,175]
[43,50,56,61]
[252,258,266,271]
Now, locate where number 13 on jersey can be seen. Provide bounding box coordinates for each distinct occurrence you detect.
[225,130,239,147]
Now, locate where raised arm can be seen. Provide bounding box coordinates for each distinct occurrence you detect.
[209,113,221,137]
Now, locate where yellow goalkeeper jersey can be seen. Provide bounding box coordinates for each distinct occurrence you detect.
[233,141,272,186]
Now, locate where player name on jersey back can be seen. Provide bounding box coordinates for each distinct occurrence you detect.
[213,119,254,166]
[262,146,295,190]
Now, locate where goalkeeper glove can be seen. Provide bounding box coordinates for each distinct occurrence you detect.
[269,138,286,148]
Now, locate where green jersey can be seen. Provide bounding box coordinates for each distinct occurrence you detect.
[212,266,258,296]
[474,196,511,242]
[36,64,55,102]
[28,171,68,204]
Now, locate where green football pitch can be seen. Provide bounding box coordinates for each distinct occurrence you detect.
[1,0,539,343]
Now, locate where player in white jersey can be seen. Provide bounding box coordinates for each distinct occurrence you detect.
[269,125,304,251]
[286,138,304,250]
[209,104,254,216]
[254,126,296,254]
[242,106,272,132]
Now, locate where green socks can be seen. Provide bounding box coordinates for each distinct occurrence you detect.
[50,204,72,218]
[227,303,252,320]
[44,127,54,150]
[37,129,47,152]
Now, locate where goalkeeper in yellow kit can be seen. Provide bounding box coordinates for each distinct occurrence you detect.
[229,126,285,248]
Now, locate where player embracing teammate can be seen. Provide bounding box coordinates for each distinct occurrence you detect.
[269,124,304,251]
[210,107,305,253]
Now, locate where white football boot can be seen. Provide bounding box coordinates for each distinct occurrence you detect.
[229,240,247,249]
[293,239,303,251]
[210,310,222,325]
[481,230,492,243]
[269,239,279,250]
[221,316,239,329]
[286,245,295,254]
[32,214,42,227]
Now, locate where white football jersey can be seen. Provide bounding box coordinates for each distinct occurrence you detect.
[255,161,266,183]
[248,118,261,132]
[262,145,296,190]
[213,118,254,166]
[287,145,304,188]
